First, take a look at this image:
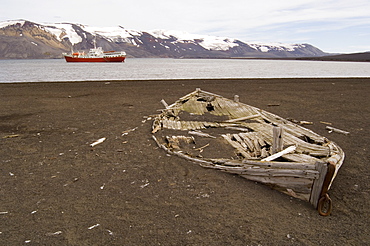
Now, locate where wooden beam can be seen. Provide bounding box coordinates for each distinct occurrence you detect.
[272,126,283,154]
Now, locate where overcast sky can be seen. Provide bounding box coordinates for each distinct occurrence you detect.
[1,0,370,53]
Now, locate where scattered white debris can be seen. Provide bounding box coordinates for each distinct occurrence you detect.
[88,224,100,230]
[107,229,114,236]
[100,184,105,190]
[25,240,31,243]
[140,183,150,188]
[90,137,106,147]
[0,211,9,215]
[9,172,14,176]
[46,231,62,236]
[122,127,138,136]
[31,210,37,214]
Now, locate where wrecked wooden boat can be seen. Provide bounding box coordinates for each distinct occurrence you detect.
[152,88,344,215]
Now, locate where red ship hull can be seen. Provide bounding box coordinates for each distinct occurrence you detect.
[64,56,125,62]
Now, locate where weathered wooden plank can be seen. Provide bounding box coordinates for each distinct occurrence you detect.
[241,159,317,170]
[282,153,321,163]
[238,133,256,151]
[310,162,328,207]
[189,131,216,138]
[225,114,261,123]
[224,126,251,132]
[239,175,313,196]
[216,165,319,179]
[233,134,249,150]
[253,138,262,156]
[241,121,329,156]
[258,110,325,143]
[213,97,233,116]
[222,134,251,158]
[272,126,283,154]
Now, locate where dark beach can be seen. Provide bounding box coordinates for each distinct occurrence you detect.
[0,78,369,245]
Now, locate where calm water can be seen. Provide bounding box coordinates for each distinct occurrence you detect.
[1,58,370,83]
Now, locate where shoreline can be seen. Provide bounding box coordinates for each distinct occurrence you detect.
[1,76,370,85]
[1,78,369,245]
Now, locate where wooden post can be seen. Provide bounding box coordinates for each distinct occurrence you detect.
[272,126,283,154]
[234,95,239,102]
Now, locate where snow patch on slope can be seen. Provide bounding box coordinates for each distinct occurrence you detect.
[44,23,82,45]
[147,29,238,51]
[248,42,306,52]
[0,20,25,29]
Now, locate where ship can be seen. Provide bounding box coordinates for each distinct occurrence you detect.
[63,47,126,62]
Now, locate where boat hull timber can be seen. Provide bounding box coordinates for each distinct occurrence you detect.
[151,88,345,216]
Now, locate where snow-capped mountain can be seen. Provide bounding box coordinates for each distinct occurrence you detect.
[0,20,327,59]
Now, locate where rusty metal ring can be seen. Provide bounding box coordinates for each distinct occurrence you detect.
[318,193,333,216]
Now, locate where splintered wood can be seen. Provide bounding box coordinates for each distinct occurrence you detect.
[152,89,345,214]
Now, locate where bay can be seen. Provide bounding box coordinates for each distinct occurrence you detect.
[0,58,369,83]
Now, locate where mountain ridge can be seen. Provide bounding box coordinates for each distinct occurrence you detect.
[0,19,329,59]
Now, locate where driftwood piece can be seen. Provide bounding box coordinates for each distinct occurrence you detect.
[326,126,350,135]
[161,99,169,109]
[287,118,313,125]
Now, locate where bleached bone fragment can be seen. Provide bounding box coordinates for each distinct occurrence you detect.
[88,224,100,230]
[90,137,106,147]
[261,146,297,162]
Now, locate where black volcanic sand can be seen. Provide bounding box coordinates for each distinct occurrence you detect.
[0,78,369,245]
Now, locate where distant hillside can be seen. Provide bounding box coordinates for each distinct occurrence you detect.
[0,20,329,59]
[299,52,370,62]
